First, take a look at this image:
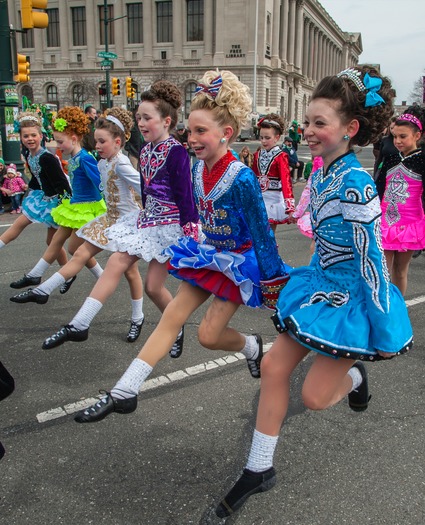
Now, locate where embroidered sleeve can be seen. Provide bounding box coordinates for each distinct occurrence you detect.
[278,153,295,213]
[116,156,141,196]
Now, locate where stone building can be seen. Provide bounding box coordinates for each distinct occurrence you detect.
[9,0,362,123]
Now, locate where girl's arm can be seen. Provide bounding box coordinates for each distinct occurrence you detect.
[115,155,141,196]
[80,152,102,191]
[292,175,312,219]
[39,153,71,196]
[278,153,295,214]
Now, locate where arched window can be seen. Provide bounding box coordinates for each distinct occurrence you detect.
[72,84,84,107]
[46,84,58,106]
[184,82,197,119]
[21,84,34,103]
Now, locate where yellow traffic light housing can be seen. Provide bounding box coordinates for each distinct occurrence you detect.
[21,0,49,29]
[15,54,31,82]
[125,77,133,98]
[111,78,121,96]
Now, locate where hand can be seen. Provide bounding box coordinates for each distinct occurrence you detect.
[286,214,297,224]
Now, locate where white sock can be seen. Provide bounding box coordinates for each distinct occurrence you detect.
[111,359,153,399]
[348,366,363,392]
[240,335,259,360]
[246,429,279,473]
[27,258,50,278]
[34,272,66,296]
[70,297,103,330]
[89,262,103,279]
[0,240,5,249]
[131,298,144,324]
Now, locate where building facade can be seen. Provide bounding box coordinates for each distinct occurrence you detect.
[9,0,362,123]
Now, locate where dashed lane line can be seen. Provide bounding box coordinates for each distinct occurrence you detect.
[35,295,425,424]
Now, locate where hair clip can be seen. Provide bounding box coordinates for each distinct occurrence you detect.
[337,68,365,92]
[194,75,223,99]
[53,118,68,132]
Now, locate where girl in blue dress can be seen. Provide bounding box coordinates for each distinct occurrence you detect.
[215,65,414,519]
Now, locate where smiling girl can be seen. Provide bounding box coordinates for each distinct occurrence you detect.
[10,106,105,293]
[0,112,70,265]
[376,106,425,295]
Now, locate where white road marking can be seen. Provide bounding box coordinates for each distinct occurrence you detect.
[35,296,425,424]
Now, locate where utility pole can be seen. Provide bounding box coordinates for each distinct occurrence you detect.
[0,0,24,171]
[104,0,111,108]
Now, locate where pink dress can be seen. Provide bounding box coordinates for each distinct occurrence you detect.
[380,150,425,251]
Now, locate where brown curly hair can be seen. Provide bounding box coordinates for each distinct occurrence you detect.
[95,107,134,146]
[312,64,395,146]
[53,106,89,138]
[190,70,252,144]
[140,80,182,130]
[258,113,285,135]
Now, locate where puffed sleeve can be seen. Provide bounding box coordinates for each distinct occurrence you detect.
[115,155,141,196]
[169,145,199,226]
[233,167,289,280]
[340,170,412,353]
[80,150,102,192]
[278,152,295,213]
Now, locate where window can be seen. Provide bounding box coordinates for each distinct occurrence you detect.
[72,84,84,107]
[46,84,58,105]
[99,5,115,45]
[71,7,86,46]
[21,85,34,103]
[127,3,143,44]
[157,1,172,43]
[184,82,197,118]
[21,29,34,48]
[99,83,108,111]
[46,8,59,47]
[187,0,203,41]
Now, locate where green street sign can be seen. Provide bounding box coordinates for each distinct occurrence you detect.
[100,59,112,66]
[97,51,118,60]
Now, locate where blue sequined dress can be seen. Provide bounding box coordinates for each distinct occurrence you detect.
[273,152,413,361]
[166,153,290,308]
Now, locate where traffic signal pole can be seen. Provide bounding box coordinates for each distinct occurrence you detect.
[0,0,24,171]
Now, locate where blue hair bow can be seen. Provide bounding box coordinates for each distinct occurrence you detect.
[194,75,223,99]
[364,73,385,108]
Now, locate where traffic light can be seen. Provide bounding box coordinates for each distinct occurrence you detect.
[20,0,49,29]
[111,78,121,96]
[15,54,30,83]
[126,77,135,99]
[98,86,107,96]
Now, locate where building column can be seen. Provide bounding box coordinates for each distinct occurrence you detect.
[203,0,213,60]
[279,0,289,65]
[307,22,314,79]
[142,0,153,60]
[271,0,280,66]
[214,0,225,64]
[58,0,69,64]
[312,27,319,80]
[287,0,296,66]
[33,27,44,67]
[302,18,309,75]
[172,0,183,60]
[114,0,125,61]
[85,0,96,65]
[294,0,304,71]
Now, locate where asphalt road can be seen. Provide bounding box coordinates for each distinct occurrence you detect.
[1,145,425,525]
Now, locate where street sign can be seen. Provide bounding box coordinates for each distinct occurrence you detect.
[100,59,112,67]
[97,51,118,60]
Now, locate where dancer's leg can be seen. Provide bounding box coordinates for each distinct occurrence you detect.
[144,259,173,312]
[0,215,31,246]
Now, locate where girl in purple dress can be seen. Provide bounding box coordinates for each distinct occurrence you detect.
[41,81,198,355]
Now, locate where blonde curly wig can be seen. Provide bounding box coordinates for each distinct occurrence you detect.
[190,70,252,143]
[96,107,134,145]
[54,106,89,137]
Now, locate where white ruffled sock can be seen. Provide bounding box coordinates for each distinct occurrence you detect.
[34,272,66,296]
[27,258,50,278]
[348,366,363,392]
[240,335,259,360]
[111,359,153,400]
[246,429,279,473]
[131,298,144,324]
[70,297,103,330]
[89,262,103,279]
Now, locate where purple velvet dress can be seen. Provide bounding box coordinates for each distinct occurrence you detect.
[105,136,198,262]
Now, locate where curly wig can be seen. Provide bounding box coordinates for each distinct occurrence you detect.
[53,106,89,137]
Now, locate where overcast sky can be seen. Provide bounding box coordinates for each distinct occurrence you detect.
[319,0,424,103]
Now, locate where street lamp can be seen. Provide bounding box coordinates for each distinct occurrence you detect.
[253,0,259,114]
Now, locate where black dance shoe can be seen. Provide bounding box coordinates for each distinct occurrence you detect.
[215,467,276,518]
[246,334,263,379]
[42,324,89,349]
[169,326,184,358]
[10,275,42,289]
[74,392,137,423]
[59,275,77,294]
[10,288,49,304]
[348,362,371,412]
[126,318,144,343]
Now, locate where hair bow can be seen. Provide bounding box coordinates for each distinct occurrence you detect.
[194,75,223,99]
[363,73,385,108]
[53,118,68,132]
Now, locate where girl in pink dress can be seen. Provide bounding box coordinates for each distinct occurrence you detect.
[377,106,425,295]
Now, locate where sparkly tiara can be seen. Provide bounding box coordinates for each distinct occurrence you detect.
[258,118,282,130]
[106,115,125,132]
[337,68,385,108]
[19,114,40,124]
[397,113,423,131]
[337,68,365,91]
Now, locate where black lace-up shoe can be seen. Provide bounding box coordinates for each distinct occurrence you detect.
[216,467,276,518]
[246,334,263,379]
[169,326,184,358]
[59,275,77,294]
[74,392,137,423]
[10,275,42,289]
[42,324,89,349]
[126,318,144,343]
[10,288,49,304]
[348,362,371,412]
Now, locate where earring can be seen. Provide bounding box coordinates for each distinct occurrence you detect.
[220,137,226,144]
[343,134,350,141]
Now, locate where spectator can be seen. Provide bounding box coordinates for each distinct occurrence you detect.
[1,164,28,214]
[288,119,300,150]
[281,136,305,183]
[81,105,98,158]
[125,110,144,169]
[0,158,7,214]
[239,146,253,168]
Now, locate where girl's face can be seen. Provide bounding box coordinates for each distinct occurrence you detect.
[241,147,249,156]
[94,128,121,161]
[259,127,280,151]
[136,101,171,145]
[304,98,358,168]
[20,126,43,154]
[187,109,232,170]
[392,125,421,156]
[54,131,80,157]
